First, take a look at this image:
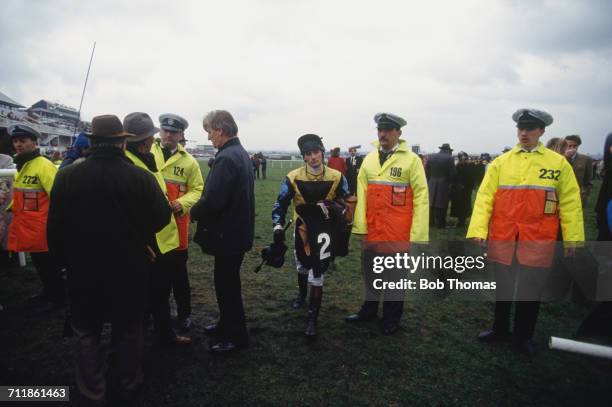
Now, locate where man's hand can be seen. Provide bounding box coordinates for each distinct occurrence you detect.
[170,200,183,214]
[273,227,285,244]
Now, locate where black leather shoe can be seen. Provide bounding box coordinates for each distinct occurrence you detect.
[382,324,400,335]
[291,295,306,309]
[203,323,219,336]
[208,341,247,354]
[345,313,376,323]
[477,330,512,343]
[514,339,538,357]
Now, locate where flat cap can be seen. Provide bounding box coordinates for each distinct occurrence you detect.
[124,112,159,143]
[159,113,188,132]
[374,113,407,130]
[512,108,553,128]
[8,124,40,140]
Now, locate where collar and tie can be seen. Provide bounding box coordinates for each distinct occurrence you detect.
[379,150,393,166]
[162,147,177,162]
[378,145,399,166]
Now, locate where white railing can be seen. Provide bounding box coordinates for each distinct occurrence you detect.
[0,168,26,266]
[266,160,303,170]
[0,168,16,177]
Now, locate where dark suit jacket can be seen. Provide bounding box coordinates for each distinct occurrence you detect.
[425,152,456,208]
[345,155,363,195]
[570,153,593,204]
[192,137,255,256]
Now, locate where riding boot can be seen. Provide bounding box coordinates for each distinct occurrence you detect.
[305,286,322,337]
[292,273,308,309]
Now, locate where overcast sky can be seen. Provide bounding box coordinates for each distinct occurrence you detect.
[1,0,611,155]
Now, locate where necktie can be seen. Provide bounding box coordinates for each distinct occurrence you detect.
[379,151,391,167]
[162,148,173,162]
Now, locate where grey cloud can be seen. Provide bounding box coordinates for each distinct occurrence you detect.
[508,0,612,55]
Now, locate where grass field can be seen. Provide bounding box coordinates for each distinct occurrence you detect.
[1,162,610,406]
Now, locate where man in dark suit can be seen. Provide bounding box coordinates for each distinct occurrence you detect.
[426,143,456,228]
[345,145,362,195]
[191,110,255,354]
[564,135,593,208]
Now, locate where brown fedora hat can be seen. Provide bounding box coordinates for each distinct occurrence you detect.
[88,114,134,139]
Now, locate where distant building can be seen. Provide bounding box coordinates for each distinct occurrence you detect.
[0,91,91,154]
[0,90,25,110]
[188,144,216,157]
[28,99,80,124]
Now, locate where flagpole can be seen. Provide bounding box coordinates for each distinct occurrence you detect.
[72,41,96,140]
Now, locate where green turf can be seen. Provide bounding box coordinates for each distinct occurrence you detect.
[0,163,610,406]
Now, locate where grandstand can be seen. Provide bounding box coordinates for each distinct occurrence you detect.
[0,90,90,154]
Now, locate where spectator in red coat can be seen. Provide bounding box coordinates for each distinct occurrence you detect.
[327,147,347,175]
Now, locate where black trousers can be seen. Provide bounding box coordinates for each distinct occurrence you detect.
[491,260,548,341]
[493,301,540,341]
[359,300,404,327]
[169,250,191,319]
[30,251,64,304]
[150,252,175,342]
[213,253,248,343]
[359,248,405,327]
[429,207,447,228]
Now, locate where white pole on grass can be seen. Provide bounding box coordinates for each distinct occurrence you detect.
[549,336,612,360]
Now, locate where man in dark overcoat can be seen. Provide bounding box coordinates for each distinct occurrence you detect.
[47,115,171,405]
[426,143,456,228]
[450,151,477,227]
[191,110,255,354]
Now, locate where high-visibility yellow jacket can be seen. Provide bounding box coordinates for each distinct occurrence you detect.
[467,142,584,267]
[151,142,204,250]
[352,140,429,242]
[125,150,179,254]
[8,155,57,252]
